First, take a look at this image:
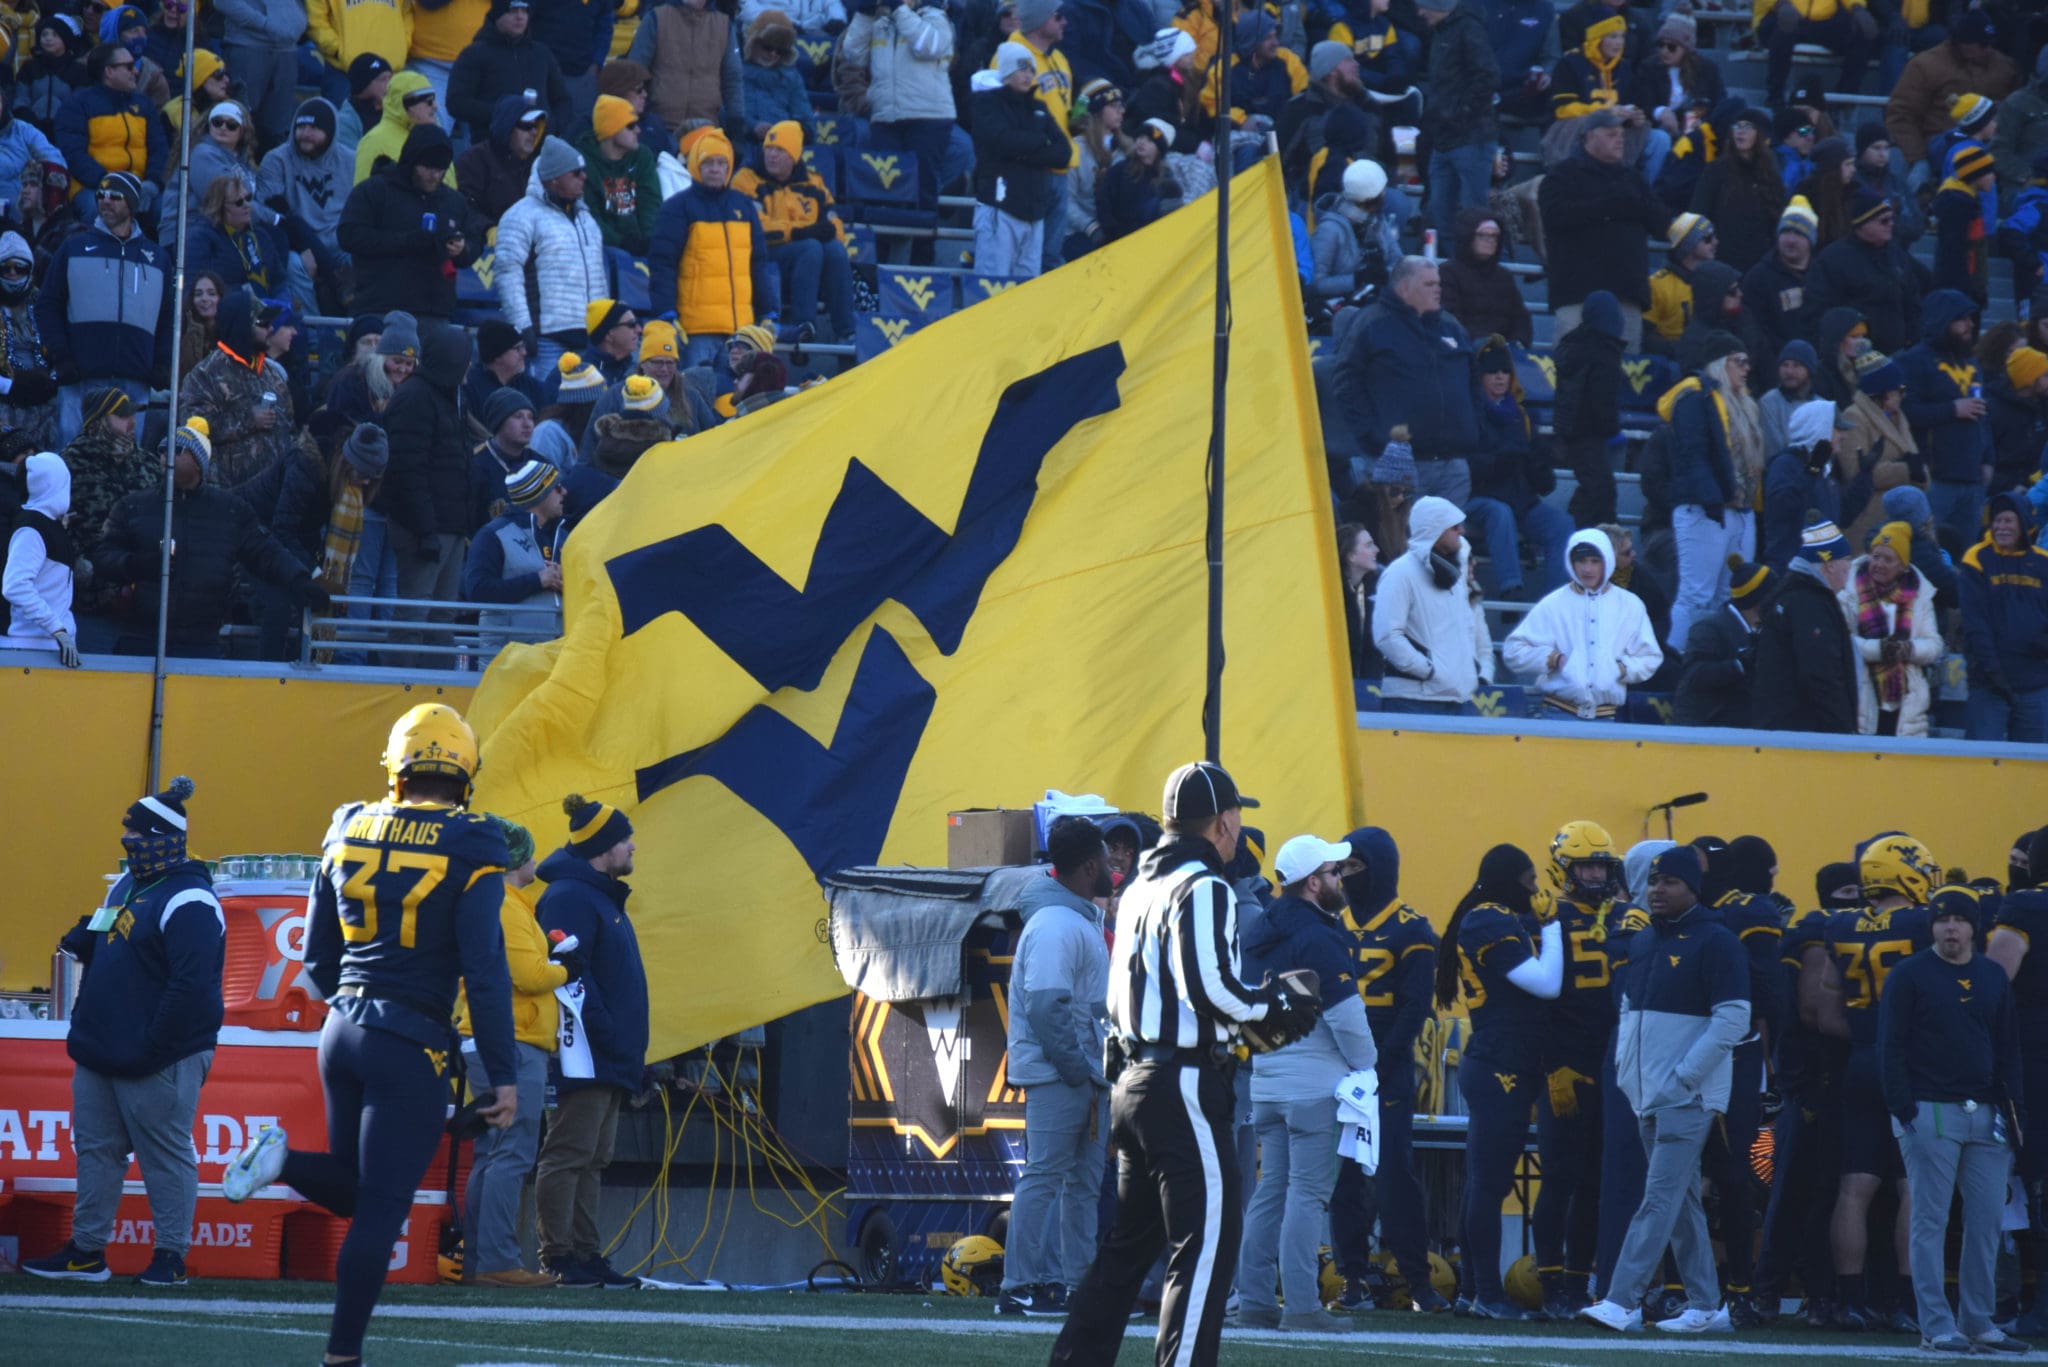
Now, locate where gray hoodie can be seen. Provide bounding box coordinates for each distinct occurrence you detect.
[1006,872,1110,1090]
[257,99,349,246]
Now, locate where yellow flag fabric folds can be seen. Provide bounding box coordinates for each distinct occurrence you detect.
[468,160,1360,1059]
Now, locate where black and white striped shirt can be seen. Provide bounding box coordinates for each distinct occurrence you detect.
[1109,850,1271,1050]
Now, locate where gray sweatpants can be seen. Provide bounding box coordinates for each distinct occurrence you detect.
[70,1051,212,1257]
[1900,1101,2011,1341]
[1606,1101,1720,1310]
[1236,1095,1341,1317]
[1004,1080,1109,1290]
[462,1040,550,1273]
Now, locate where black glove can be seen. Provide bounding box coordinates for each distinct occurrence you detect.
[823,16,847,32]
[304,580,333,612]
[1891,1100,1919,1126]
[1701,502,1725,526]
[415,536,441,564]
[6,366,56,407]
[522,326,541,357]
[556,949,587,985]
[1805,440,1832,475]
[851,0,878,14]
[50,360,80,386]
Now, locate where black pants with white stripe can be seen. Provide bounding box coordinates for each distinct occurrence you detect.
[1050,1059,1241,1367]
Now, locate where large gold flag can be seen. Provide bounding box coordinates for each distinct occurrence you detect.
[468,160,1361,1058]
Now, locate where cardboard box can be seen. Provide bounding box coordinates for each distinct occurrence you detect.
[947,808,1037,867]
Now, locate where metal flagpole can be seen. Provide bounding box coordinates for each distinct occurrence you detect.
[1201,34,1232,766]
[147,0,202,791]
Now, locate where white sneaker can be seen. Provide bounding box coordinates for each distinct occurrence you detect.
[1579,1300,1643,1332]
[221,1124,288,1202]
[1656,1305,1734,1333]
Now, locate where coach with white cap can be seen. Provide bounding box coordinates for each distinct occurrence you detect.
[1234,833,1378,1332]
[1052,762,1321,1365]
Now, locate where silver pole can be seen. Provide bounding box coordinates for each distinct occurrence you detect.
[146,0,202,791]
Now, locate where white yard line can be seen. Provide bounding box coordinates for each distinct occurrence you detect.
[0,1294,1949,1358]
[13,1306,753,1367]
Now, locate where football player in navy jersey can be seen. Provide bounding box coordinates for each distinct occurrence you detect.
[1700,835,1786,1326]
[1819,833,1940,1334]
[1531,820,1625,1318]
[1755,861,1862,1326]
[223,704,519,1367]
[1989,829,2048,1334]
[1438,844,1564,1320]
[1330,825,1446,1313]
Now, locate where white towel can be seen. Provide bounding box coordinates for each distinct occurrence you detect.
[1335,1068,1380,1174]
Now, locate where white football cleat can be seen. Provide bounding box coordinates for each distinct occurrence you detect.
[221,1124,288,1202]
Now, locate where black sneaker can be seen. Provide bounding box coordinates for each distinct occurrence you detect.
[1885,1305,1921,1336]
[134,1250,187,1287]
[1453,1294,1473,1317]
[1469,1297,1534,1321]
[1727,1291,1766,1329]
[1833,1302,1877,1332]
[1806,1297,1837,1330]
[1408,1286,1451,1314]
[22,1241,110,1282]
[585,1255,639,1290]
[1333,1278,1375,1312]
[996,1284,1056,1317]
[545,1258,600,1288]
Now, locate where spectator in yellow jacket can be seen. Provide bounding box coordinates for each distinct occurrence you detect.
[732,121,855,341]
[309,0,415,89]
[355,69,452,185]
[454,815,569,1288]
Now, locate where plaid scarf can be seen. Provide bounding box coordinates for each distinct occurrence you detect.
[1854,562,1917,708]
[319,482,367,595]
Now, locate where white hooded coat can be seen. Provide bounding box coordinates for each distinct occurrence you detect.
[1502,527,1663,713]
[3,452,74,648]
[1372,494,1483,705]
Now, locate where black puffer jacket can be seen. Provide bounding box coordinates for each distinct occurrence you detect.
[99,482,312,641]
[447,21,571,142]
[971,85,1069,223]
[233,444,331,564]
[378,323,474,541]
[1423,2,1498,151]
[1807,232,1930,356]
[1538,148,1671,310]
[1751,568,1858,734]
[337,126,482,319]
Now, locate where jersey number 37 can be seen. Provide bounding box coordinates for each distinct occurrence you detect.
[335,844,449,949]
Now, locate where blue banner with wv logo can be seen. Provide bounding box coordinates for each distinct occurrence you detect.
[467,160,1360,1058]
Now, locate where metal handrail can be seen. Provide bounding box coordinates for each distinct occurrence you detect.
[297,594,560,670]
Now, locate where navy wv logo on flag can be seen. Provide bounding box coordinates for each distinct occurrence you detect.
[614,345,1127,876]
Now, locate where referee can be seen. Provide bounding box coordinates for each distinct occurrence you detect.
[1051,761,1318,1367]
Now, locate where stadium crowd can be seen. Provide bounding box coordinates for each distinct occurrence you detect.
[1008,805,2048,1358]
[0,0,2034,740]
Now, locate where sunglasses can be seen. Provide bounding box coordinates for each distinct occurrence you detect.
[404,92,437,105]
[211,116,241,130]
[1793,125,1815,136]
[226,196,250,206]
[95,189,128,202]
[106,59,135,70]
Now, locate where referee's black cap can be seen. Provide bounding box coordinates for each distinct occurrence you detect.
[1162,761,1260,822]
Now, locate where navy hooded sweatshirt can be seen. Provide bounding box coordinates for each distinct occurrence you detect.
[537,848,649,1093]
[1337,825,1439,1068]
[1897,287,1996,484]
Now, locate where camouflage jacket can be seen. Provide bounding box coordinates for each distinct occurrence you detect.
[180,346,297,491]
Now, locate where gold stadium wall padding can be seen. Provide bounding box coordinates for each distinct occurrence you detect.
[0,669,472,989]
